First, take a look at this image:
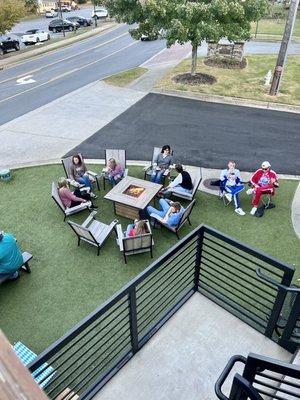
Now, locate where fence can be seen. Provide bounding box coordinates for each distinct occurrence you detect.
[28,224,299,400]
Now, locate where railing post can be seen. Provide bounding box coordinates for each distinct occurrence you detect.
[194,227,204,292]
[265,270,294,338]
[279,291,300,353]
[128,287,139,354]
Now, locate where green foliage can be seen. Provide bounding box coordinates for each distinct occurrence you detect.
[77,0,87,4]
[0,0,25,34]
[264,4,288,19]
[24,0,38,14]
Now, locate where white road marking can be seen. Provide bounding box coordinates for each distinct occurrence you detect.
[0,30,129,86]
[0,40,138,104]
[16,75,36,85]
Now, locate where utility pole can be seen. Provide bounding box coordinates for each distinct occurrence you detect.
[58,0,65,37]
[269,0,299,96]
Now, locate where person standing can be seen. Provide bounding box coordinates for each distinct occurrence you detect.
[247,161,279,215]
[0,231,24,281]
[220,160,245,216]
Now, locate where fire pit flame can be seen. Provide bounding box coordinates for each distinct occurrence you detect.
[123,185,145,198]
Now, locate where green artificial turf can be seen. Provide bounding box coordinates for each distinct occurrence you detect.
[0,164,299,353]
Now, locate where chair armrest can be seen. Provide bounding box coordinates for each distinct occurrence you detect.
[150,214,165,224]
[82,211,97,227]
[143,164,151,171]
[67,179,82,188]
[87,170,101,179]
[65,201,91,215]
[102,167,108,172]
[116,224,124,251]
[163,169,170,176]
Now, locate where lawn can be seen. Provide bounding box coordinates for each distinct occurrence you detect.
[251,18,300,40]
[0,164,299,354]
[104,67,148,87]
[156,55,300,105]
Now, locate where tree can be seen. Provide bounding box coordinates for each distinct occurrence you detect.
[0,0,25,34]
[103,0,268,75]
[25,0,38,14]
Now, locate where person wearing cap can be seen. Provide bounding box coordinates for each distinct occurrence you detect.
[0,231,23,281]
[247,161,279,215]
[220,160,246,216]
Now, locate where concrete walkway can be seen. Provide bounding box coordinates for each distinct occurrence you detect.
[94,293,292,400]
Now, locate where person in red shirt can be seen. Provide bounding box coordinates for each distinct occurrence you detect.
[247,161,279,215]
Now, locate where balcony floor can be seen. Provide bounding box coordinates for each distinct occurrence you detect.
[94,293,292,400]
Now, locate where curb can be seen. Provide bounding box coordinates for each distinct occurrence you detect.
[1,22,118,69]
[152,88,300,114]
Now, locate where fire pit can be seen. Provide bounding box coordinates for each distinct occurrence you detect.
[104,176,162,220]
[123,185,145,198]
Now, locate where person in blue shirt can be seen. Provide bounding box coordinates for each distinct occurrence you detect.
[220,160,245,216]
[147,199,184,228]
[0,231,23,281]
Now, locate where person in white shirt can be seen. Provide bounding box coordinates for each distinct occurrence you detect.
[162,164,193,197]
[220,160,245,216]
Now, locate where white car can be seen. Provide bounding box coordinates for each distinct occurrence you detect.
[91,8,108,19]
[21,29,50,45]
[45,9,58,18]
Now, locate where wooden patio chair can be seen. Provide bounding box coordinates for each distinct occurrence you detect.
[171,167,202,202]
[102,149,129,189]
[61,153,101,191]
[116,220,154,263]
[68,211,118,255]
[51,182,92,221]
[150,199,196,239]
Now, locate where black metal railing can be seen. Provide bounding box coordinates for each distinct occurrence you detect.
[28,224,299,399]
[215,353,300,400]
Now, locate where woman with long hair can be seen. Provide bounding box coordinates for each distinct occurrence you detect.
[70,154,95,191]
[58,177,97,209]
[151,145,173,184]
[125,220,150,237]
[106,158,125,186]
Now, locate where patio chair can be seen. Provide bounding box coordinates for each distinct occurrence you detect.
[51,182,92,221]
[61,153,101,190]
[68,211,118,255]
[116,220,153,263]
[144,147,174,183]
[171,167,202,202]
[150,199,196,239]
[102,149,128,189]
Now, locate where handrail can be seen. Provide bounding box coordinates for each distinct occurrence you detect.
[230,375,264,400]
[214,354,246,400]
[256,268,300,292]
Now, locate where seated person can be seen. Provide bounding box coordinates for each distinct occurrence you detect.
[247,161,279,215]
[70,154,95,193]
[126,220,150,237]
[106,158,125,186]
[0,231,23,281]
[147,199,184,228]
[220,160,245,216]
[151,145,173,184]
[58,178,97,209]
[161,164,193,196]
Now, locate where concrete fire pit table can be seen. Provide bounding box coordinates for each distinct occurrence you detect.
[104,176,163,220]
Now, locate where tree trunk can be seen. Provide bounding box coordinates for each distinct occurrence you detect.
[191,44,198,76]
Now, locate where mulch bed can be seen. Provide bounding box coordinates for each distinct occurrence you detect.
[204,57,247,69]
[172,72,217,85]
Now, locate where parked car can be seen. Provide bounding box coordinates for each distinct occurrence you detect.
[141,29,165,41]
[21,29,50,45]
[91,8,108,19]
[0,35,20,55]
[48,19,79,33]
[61,5,71,12]
[45,9,58,18]
[67,16,93,27]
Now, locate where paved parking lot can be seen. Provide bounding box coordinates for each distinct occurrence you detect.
[67,93,300,175]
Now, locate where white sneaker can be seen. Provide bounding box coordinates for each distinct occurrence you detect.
[250,207,257,215]
[225,193,232,202]
[246,188,254,195]
[235,208,246,216]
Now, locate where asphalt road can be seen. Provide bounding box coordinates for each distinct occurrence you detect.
[67,93,300,175]
[0,25,166,125]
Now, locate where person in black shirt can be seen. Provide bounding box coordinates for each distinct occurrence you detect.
[161,164,193,197]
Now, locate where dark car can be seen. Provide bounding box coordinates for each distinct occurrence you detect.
[0,35,20,55]
[67,16,93,27]
[48,19,78,33]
